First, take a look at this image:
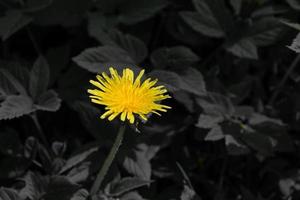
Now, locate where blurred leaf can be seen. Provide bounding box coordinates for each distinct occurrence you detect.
[43,176,80,200]
[29,56,50,100]
[286,0,300,10]
[70,189,89,200]
[288,33,300,53]
[230,0,242,14]
[151,46,200,69]
[19,172,48,200]
[35,90,61,112]
[150,68,206,96]
[180,11,224,38]
[180,184,201,200]
[0,10,32,41]
[33,0,91,27]
[73,46,135,73]
[121,192,145,200]
[109,177,151,196]
[226,39,258,59]
[0,69,27,96]
[196,114,223,129]
[22,0,53,12]
[0,129,22,155]
[196,93,235,116]
[281,20,300,31]
[0,188,22,200]
[117,0,167,25]
[0,95,34,120]
[204,125,224,141]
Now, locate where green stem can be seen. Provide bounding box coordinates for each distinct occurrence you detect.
[90,124,126,195]
[30,113,49,147]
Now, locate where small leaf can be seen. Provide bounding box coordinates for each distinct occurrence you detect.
[123,151,151,181]
[151,46,200,69]
[29,56,50,100]
[35,90,61,112]
[196,114,223,129]
[180,11,224,38]
[0,188,22,200]
[70,189,89,200]
[204,125,224,141]
[287,33,300,53]
[281,20,300,31]
[60,147,98,174]
[0,69,27,96]
[180,184,201,200]
[109,177,151,196]
[72,46,135,73]
[0,95,34,120]
[227,39,258,59]
[0,10,32,41]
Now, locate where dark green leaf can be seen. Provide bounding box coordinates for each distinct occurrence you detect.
[73,46,135,73]
[180,11,224,38]
[150,68,206,96]
[29,56,50,100]
[35,90,61,112]
[0,10,32,41]
[121,192,145,200]
[196,114,223,129]
[59,146,98,174]
[0,69,27,96]
[109,177,151,196]
[288,33,300,53]
[150,46,200,69]
[204,125,224,141]
[71,189,89,200]
[89,29,147,64]
[226,39,258,59]
[286,0,300,10]
[0,188,22,200]
[0,95,34,120]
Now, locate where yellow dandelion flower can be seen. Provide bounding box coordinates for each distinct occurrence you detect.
[87,67,171,124]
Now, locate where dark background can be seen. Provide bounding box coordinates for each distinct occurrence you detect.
[1,0,300,199]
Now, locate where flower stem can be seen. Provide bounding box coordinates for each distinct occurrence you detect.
[90,124,126,195]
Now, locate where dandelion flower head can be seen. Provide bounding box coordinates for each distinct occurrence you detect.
[87,67,171,124]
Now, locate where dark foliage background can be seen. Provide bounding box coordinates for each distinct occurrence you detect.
[1,0,300,199]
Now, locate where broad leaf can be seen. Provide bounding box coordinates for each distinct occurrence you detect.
[204,125,224,141]
[151,46,200,69]
[88,29,148,64]
[180,11,224,38]
[73,46,135,73]
[0,95,34,120]
[150,68,206,96]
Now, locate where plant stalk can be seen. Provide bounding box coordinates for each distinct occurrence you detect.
[90,124,126,195]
